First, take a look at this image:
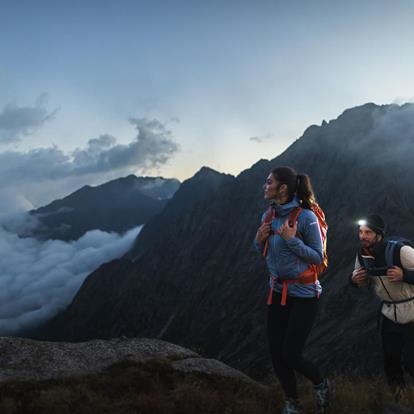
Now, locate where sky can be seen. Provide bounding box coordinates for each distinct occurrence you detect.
[1,0,414,334]
[1,0,414,207]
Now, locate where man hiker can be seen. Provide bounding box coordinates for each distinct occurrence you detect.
[351,214,414,400]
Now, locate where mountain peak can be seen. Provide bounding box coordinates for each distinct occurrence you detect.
[193,166,230,179]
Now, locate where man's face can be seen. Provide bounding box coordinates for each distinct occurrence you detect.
[359,225,382,248]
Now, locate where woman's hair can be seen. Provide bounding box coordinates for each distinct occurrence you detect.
[271,166,316,209]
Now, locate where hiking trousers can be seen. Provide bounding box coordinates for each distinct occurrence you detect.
[382,315,414,389]
[267,292,323,399]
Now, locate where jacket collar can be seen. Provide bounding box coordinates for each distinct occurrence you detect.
[271,196,300,217]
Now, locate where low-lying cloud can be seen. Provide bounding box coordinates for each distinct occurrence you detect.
[0,94,58,144]
[0,219,141,335]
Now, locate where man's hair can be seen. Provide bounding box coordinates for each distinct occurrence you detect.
[365,214,385,236]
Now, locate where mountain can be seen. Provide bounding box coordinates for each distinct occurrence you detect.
[128,166,235,260]
[36,103,414,379]
[28,175,180,241]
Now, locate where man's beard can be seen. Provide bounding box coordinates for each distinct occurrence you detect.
[360,237,384,253]
[360,239,377,250]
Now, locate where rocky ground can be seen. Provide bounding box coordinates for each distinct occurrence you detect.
[0,336,413,413]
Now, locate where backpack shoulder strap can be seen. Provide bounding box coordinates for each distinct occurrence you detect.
[385,241,396,267]
[288,207,302,226]
[263,206,274,224]
[358,248,374,269]
[385,240,403,267]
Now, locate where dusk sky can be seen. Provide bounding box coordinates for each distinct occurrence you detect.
[1,0,414,207]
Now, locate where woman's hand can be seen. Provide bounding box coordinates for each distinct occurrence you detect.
[256,222,271,243]
[278,219,297,241]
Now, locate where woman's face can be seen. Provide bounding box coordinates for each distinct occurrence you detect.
[263,173,279,200]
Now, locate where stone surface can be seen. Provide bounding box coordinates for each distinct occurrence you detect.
[0,337,195,382]
[172,357,255,383]
[0,336,257,385]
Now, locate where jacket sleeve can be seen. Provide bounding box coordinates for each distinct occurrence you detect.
[253,212,266,254]
[285,212,323,264]
[400,246,414,285]
[253,239,264,254]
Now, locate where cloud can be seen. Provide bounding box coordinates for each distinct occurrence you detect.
[249,133,275,143]
[0,117,179,206]
[0,94,59,144]
[0,118,179,182]
[0,218,141,335]
[71,118,179,175]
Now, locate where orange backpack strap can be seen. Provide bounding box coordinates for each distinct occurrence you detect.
[266,275,276,305]
[288,206,302,227]
[268,268,319,306]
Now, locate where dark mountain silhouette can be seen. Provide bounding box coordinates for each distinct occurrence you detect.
[28,175,180,241]
[36,103,414,379]
[128,166,235,260]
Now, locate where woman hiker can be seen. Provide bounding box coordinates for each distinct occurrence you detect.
[254,166,334,414]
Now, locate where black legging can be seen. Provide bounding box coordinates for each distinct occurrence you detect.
[382,315,414,390]
[267,292,323,399]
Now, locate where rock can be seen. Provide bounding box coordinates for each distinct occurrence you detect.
[0,336,255,385]
[172,357,255,383]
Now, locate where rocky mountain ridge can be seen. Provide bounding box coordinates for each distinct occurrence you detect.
[28,175,180,241]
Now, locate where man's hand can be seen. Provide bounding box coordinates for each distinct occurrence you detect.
[352,268,368,286]
[387,266,404,282]
[256,222,272,243]
[278,219,297,241]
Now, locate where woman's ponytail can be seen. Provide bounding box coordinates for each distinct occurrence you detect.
[296,173,316,209]
[271,167,317,209]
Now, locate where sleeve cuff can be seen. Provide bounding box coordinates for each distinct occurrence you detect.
[253,239,264,253]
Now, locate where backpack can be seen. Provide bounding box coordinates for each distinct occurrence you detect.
[384,237,413,268]
[262,202,328,305]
